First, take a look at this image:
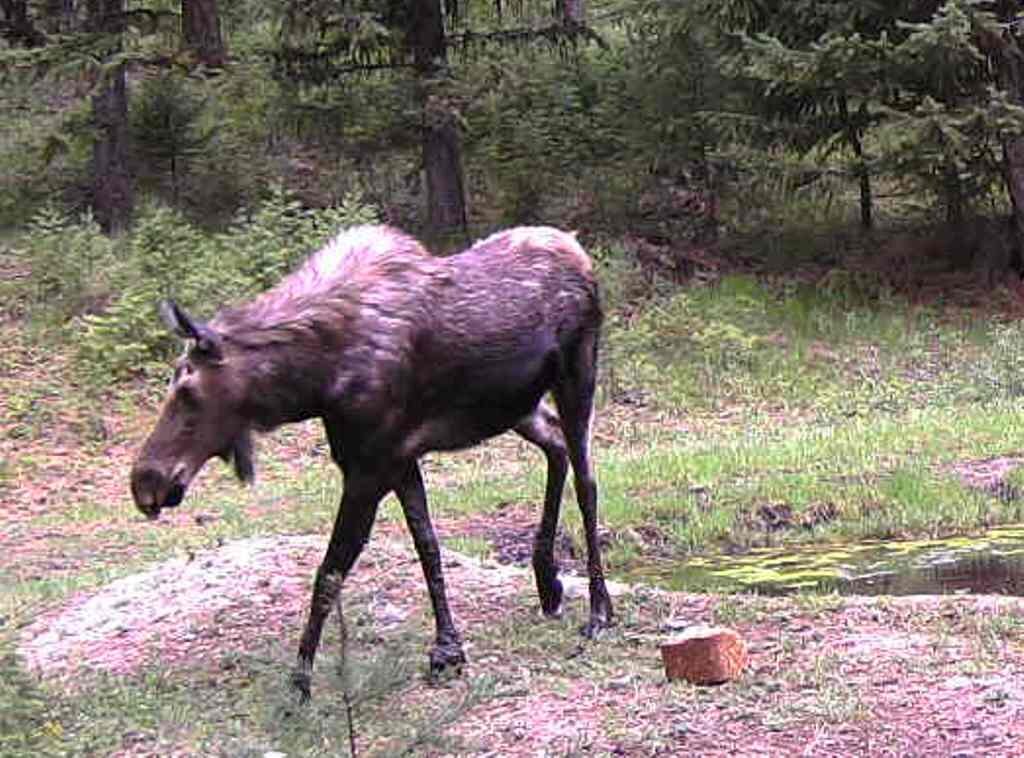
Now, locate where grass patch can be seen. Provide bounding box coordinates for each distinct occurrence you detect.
[446,535,494,560]
[420,400,1024,557]
[9,256,1024,751]
[1,590,505,757]
[605,272,1024,422]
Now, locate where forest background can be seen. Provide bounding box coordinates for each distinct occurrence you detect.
[8,1,1024,754]
[6,0,1024,377]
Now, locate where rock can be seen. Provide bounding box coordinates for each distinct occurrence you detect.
[660,625,747,685]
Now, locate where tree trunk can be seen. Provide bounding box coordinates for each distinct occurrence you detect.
[986,3,1024,273]
[181,0,226,67]
[408,0,467,242]
[0,0,46,47]
[44,0,75,34]
[840,95,873,230]
[423,105,467,237]
[1004,134,1024,272]
[1000,59,1024,271]
[944,165,964,226]
[87,0,133,234]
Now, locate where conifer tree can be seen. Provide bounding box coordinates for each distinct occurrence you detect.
[181,0,226,67]
[86,0,134,234]
[696,1,1024,232]
[275,0,603,241]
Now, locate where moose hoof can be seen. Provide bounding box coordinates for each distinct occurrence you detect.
[540,577,564,618]
[429,642,467,678]
[580,613,614,640]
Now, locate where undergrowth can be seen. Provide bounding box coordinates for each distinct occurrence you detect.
[9,185,379,385]
[603,268,1024,422]
[0,588,502,757]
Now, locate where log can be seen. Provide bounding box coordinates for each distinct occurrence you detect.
[660,625,747,685]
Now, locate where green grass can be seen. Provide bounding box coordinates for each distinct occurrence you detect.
[604,272,1019,421]
[445,535,494,560]
[6,570,682,757]
[7,267,1024,591]
[9,260,1024,753]
[0,581,509,757]
[399,400,1024,560]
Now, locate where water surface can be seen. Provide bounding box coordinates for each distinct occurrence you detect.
[627,525,1024,596]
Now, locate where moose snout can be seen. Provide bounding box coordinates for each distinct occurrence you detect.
[130,463,187,519]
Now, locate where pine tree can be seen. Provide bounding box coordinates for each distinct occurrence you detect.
[697,0,1024,235]
[181,0,226,68]
[0,0,47,47]
[274,0,604,242]
[86,0,134,234]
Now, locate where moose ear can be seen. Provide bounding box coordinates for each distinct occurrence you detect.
[159,300,223,361]
[160,300,200,340]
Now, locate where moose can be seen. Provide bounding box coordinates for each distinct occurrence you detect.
[130,224,614,699]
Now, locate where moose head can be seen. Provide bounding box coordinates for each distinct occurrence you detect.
[130,301,254,519]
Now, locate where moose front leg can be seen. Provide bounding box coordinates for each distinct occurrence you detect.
[394,460,466,676]
[293,473,386,701]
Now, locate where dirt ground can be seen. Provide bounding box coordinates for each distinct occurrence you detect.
[5,320,1024,756]
[15,519,1024,757]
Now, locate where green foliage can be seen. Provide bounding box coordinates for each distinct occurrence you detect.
[224,184,378,293]
[76,204,212,381]
[7,0,1024,251]
[611,3,731,174]
[466,50,623,224]
[605,274,784,408]
[698,0,1024,228]
[0,642,55,758]
[600,268,1017,420]
[131,73,216,205]
[9,188,380,383]
[0,82,67,229]
[77,281,179,381]
[0,589,498,757]
[11,207,115,322]
[970,322,1024,401]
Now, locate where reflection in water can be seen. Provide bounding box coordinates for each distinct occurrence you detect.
[627,527,1024,597]
[830,553,1024,597]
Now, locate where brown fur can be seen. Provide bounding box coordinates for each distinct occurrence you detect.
[131,224,614,698]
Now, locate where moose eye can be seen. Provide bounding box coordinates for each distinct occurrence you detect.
[176,384,200,410]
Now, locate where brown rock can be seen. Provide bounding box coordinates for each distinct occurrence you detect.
[661,625,747,685]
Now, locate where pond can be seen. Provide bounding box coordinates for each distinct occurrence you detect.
[626,525,1024,596]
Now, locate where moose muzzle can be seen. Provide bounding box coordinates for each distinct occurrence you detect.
[130,462,187,519]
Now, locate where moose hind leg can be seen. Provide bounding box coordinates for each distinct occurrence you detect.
[293,474,386,701]
[395,460,466,675]
[553,331,614,638]
[515,403,569,618]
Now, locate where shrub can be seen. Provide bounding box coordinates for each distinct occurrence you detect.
[131,73,214,208]
[13,207,115,323]
[76,187,380,383]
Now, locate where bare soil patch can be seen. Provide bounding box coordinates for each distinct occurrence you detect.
[16,527,1024,757]
[7,321,1024,755]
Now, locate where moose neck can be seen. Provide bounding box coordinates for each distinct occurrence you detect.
[231,326,347,431]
